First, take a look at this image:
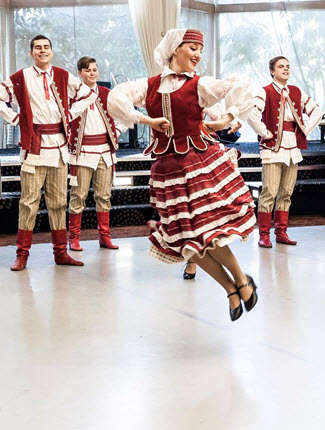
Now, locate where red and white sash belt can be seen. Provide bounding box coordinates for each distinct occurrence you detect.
[82,133,109,146]
[283,121,296,132]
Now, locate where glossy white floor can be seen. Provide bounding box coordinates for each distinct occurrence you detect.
[0,226,325,430]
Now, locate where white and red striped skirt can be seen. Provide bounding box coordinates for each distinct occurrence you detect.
[148,143,256,264]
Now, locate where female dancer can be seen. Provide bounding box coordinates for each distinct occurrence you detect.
[147,107,243,282]
[108,29,257,321]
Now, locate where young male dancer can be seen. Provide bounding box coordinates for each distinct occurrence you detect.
[0,35,96,270]
[248,56,322,247]
[68,56,127,251]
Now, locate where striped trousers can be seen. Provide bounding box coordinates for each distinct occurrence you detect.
[19,157,68,230]
[69,157,113,214]
[258,161,298,213]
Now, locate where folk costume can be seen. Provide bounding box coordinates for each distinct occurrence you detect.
[146,102,241,280]
[108,29,256,264]
[68,84,127,251]
[248,81,322,247]
[0,65,96,270]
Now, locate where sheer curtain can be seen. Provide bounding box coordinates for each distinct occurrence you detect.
[128,0,181,76]
[0,3,16,148]
[0,3,16,81]
[179,1,215,77]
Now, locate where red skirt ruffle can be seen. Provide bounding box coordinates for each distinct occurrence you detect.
[147,142,256,264]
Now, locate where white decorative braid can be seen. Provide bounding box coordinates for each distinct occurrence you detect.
[274,99,285,152]
[74,110,87,157]
[148,244,184,263]
[50,82,69,140]
[227,148,239,169]
[287,96,305,131]
[150,169,243,208]
[154,203,256,245]
[162,93,174,137]
[149,151,230,189]
[96,98,118,150]
[182,233,249,261]
[154,186,252,224]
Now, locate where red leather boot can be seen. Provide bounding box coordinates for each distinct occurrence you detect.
[258,212,273,248]
[274,210,297,245]
[68,213,83,251]
[51,229,84,265]
[10,229,33,271]
[97,212,119,249]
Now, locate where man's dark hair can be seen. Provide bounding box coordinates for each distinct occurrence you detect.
[30,35,52,51]
[77,56,97,71]
[269,56,289,77]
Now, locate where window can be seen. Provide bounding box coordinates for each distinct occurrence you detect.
[220,9,325,140]
[2,1,323,147]
[180,7,214,75]
[14,5,146,80]
[13,5,147,148]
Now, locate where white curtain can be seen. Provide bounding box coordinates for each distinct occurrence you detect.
[0,5,16,81]
[0,4,16,148]
[179,2,215,77]
[128,0,181,76]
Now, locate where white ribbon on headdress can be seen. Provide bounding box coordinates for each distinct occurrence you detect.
[154,28,187,68]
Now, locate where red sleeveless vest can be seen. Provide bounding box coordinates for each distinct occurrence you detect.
[70,85,118,155]
[260,83,307,152]
[10,66,70,154]
[144,74,214,156]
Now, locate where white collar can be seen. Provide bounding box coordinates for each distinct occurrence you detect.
[33,64,52,77]
[161,66,195,79]
[272,80,289,94]
[90,83,98,93]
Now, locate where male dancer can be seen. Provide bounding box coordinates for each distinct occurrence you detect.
[0,35,96,270]
[248,56,322,247]
[68,56,127,251]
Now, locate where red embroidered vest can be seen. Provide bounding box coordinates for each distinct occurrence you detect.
[260,83,307,152]
[144,74,213,155]
[70,86,118,155]
[10,66,70,154]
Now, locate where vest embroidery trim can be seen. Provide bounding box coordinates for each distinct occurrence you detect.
[73,110,88,157]
[144,74,215,156]
[162,93,174,138]
[95,97,118,150]
[10,67,70,153]
[260,84,306,152]
[50,81,70,142]
[70,86,118,157]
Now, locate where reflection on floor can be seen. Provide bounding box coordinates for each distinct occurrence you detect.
[0,226,325,430]
[1,214,325,247]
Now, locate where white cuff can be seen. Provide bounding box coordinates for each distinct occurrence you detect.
[266,130,273,139]
[226,106,240,120]
[21,163,36,174]
[25,153,41,166]
[134,111,147,124]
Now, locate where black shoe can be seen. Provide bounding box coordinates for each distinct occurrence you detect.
[238,275,258,312]
[227,290,243,322]
[183,262,196,280]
